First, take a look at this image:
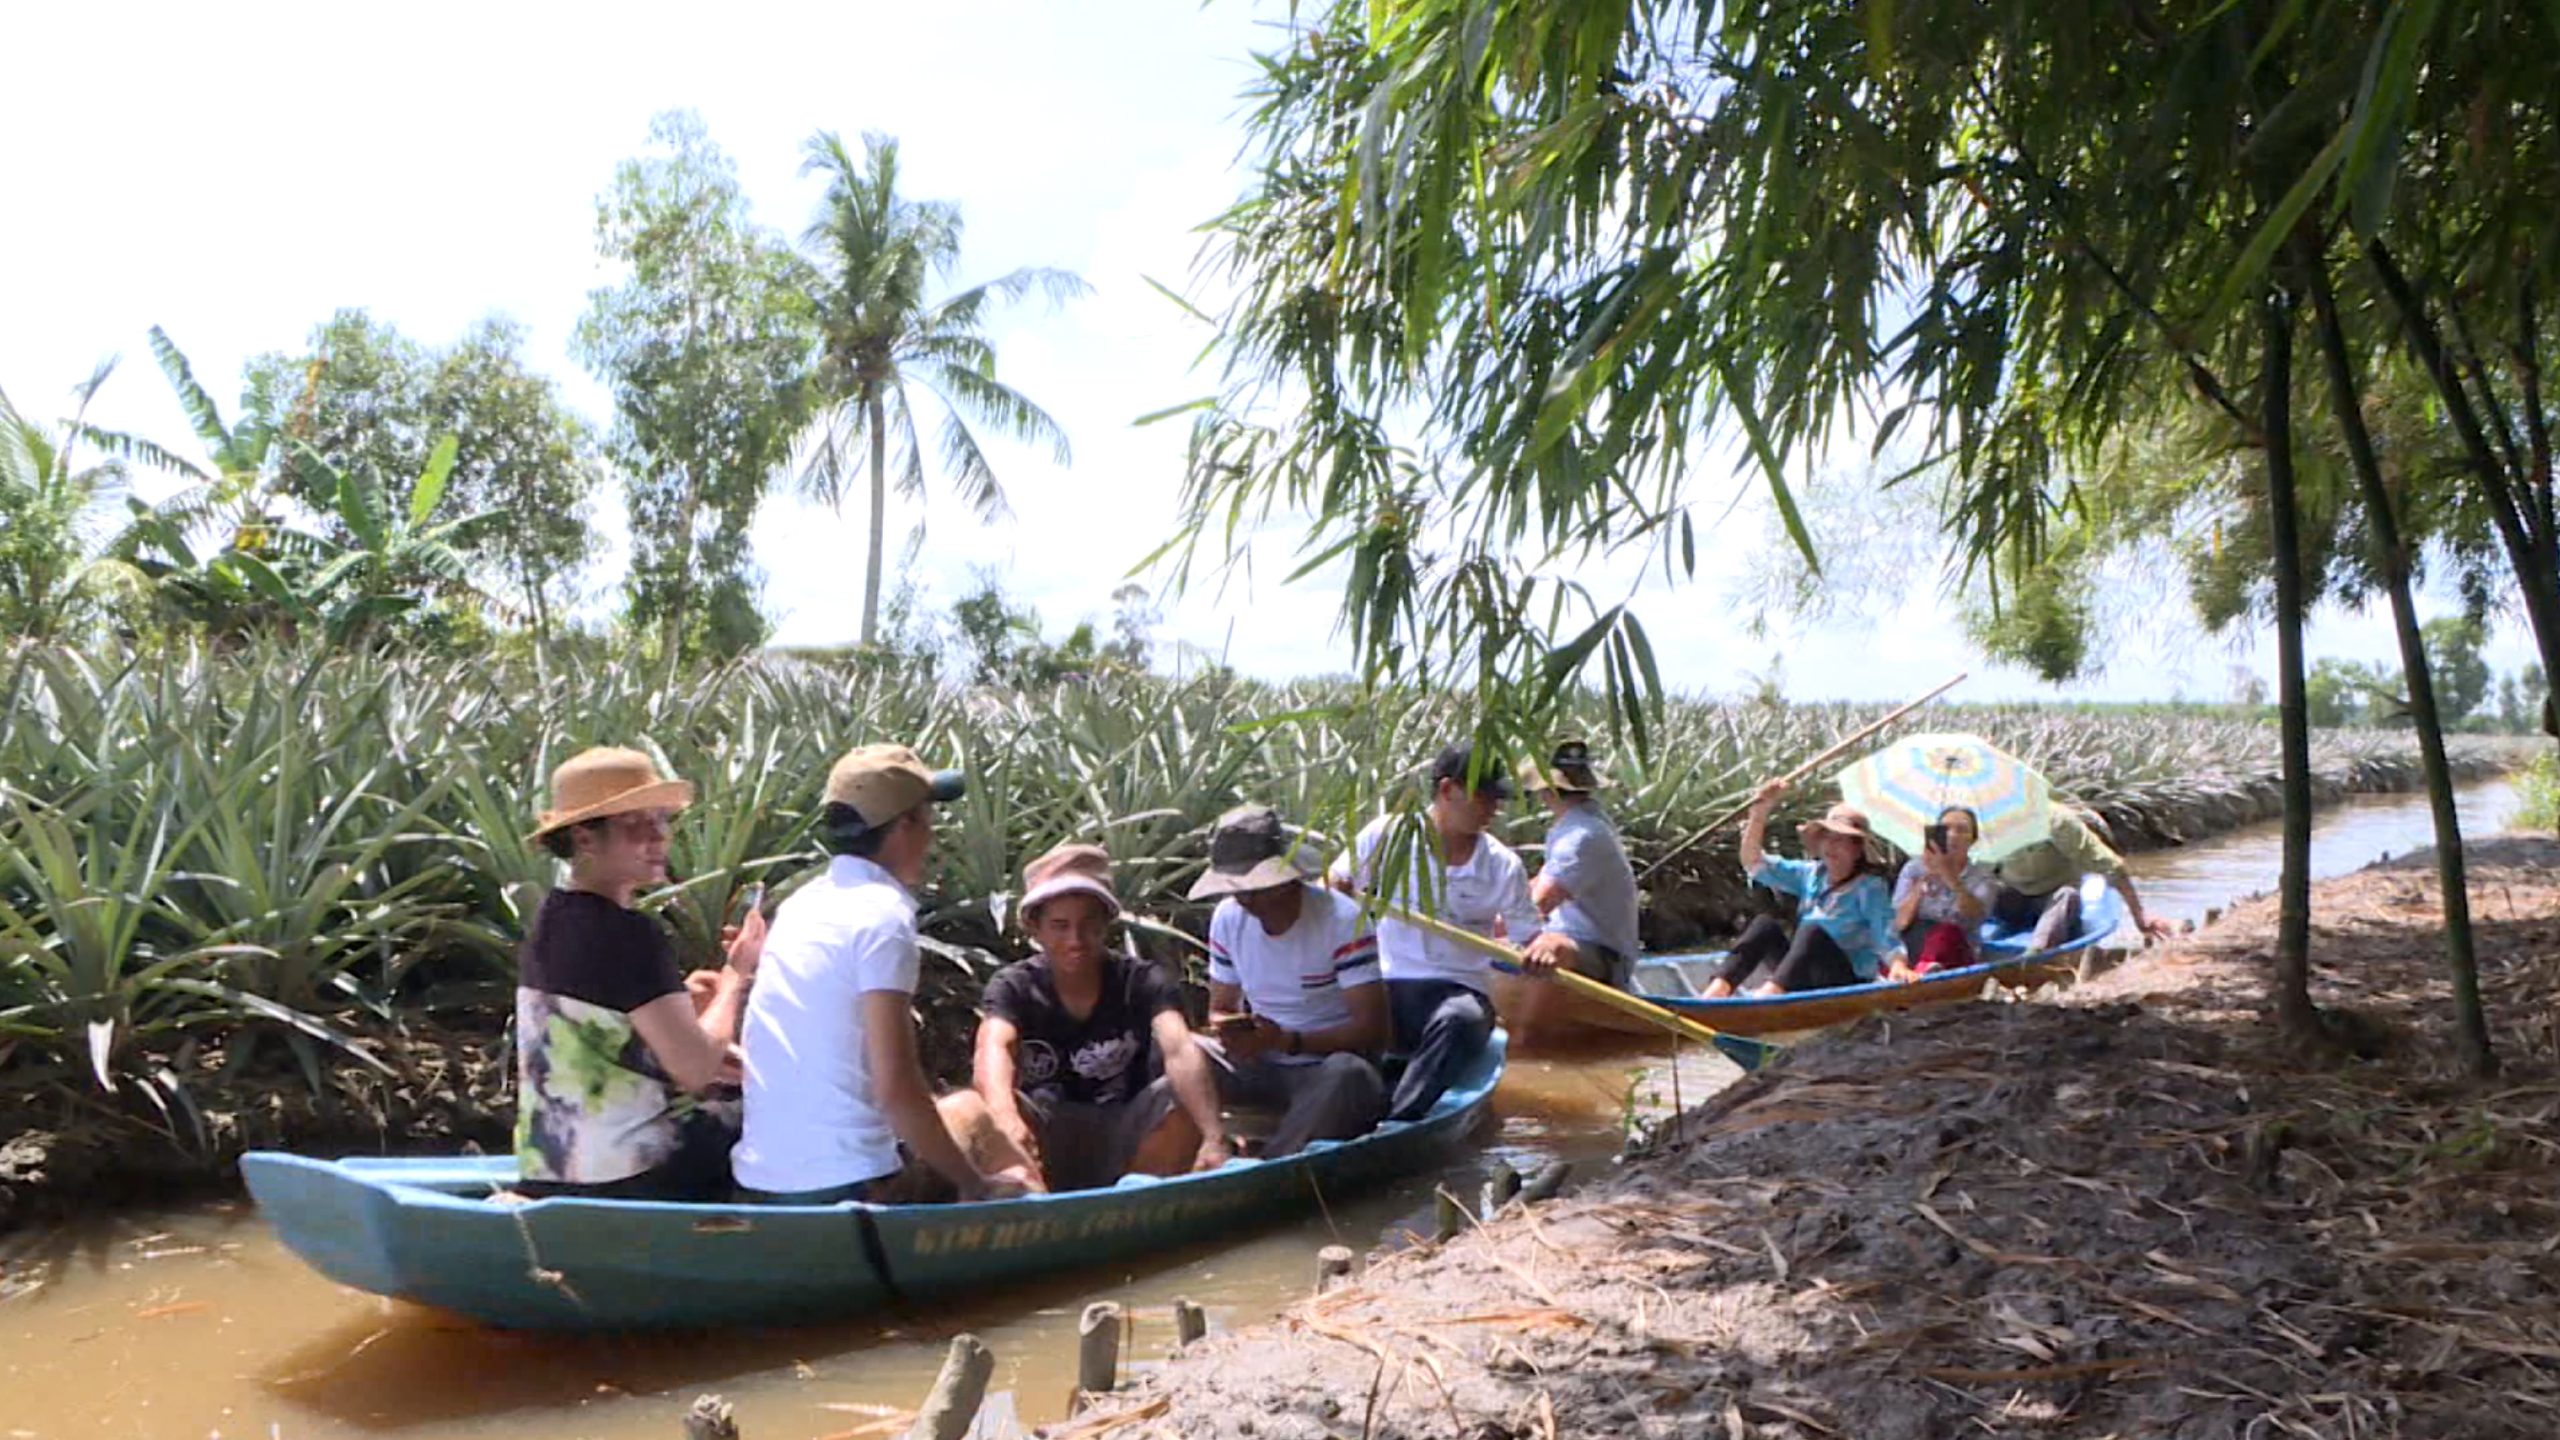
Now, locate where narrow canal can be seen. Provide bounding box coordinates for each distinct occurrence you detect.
[0,779,2524,1439]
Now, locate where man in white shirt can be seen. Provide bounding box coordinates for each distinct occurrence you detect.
[1508,740,1645,1048]
[1190,805,1388,1155]
[1330,744,1542,1122]
[733,744,1039,1204]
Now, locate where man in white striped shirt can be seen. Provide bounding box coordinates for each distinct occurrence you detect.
[1192,804,1389,1155]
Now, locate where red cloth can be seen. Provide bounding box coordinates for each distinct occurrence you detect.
[1913,922,1976,975]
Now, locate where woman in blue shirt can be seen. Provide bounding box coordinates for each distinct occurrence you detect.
[1701,778,1903,997]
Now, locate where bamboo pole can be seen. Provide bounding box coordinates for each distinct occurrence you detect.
[1173,1299,1208,1350]
[1480,1159,1522,1219]
[1373,900,1766,1053]
[1637,671,1969,882]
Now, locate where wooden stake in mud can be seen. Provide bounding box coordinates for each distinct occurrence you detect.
[1076,1301,1124,1399]
[1316,1244,1356,1294]
[1172,1298,1207,1350]
[1434,1187,1469,1241]
[1480,1159,1522,1218]
[1637,670,1968,882]
[682,1395,740,1440]
[905,1334,994,1440]
[1519,1161,1573,1206]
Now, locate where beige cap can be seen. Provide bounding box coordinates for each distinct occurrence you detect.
[527,747,694,842]
[1021,842,1121,922]
[824,744,966,829]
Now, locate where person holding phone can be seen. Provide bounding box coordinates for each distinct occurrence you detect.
[1886,805,1996,980]
[1189,805,1388,1157]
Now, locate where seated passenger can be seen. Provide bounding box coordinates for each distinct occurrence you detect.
[733,744,1039,1205]
[1701,778,1901,997]
[1509,741,1644,1048]
[1989,801,2175,949]
[1188,804,1388,1155]
[1330,743,1542,1121]
[975,844,1232,1192]
[1888,804,1996,979]
[515,747,766,1201]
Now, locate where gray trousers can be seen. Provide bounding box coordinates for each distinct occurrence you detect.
[1198,1041,1387,1157]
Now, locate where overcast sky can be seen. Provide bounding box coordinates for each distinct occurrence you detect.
[2,1,2534,703]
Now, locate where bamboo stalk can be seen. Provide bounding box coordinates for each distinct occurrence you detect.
[1637,671,1969,881]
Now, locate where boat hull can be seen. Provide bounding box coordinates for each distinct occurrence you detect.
[242,1035,1506,1331]
[1497,877,2126,1043]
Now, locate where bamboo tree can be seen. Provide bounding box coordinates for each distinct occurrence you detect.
[2305,252,2493,1074]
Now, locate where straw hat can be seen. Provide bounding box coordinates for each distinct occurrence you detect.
[527,747,694,842]
[1021,842,1121,922]
[1798,803,1876,843]
[1187,804,1315,900]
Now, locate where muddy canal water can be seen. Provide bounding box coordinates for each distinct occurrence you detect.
[0,779,2521,1439]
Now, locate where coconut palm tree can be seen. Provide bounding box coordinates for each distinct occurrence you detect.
[793,131,1088,645]
[0,365,136,640]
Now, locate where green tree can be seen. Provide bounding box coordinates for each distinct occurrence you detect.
[0,368,131,640]
[792,131,1085,645]
[576,111,811,662]
[1170,0,2551,1070]
[246,312,604,641]
[2420,616,2491,726]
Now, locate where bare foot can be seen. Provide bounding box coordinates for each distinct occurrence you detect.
[1700,978,1738,999]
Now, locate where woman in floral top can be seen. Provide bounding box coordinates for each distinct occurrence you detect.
[513,747,766,1200]
[1702,778,1903,997]
[1887,804,1996,978]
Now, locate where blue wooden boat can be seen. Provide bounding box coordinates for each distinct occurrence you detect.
[1497,875,2127,1040]
[240,1034,1509,1331]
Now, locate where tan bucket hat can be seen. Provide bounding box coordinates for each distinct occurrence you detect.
[1187,804,1315,900]
[824,743,967,831]
[527,747,694,842]
[1020,842,1121,922]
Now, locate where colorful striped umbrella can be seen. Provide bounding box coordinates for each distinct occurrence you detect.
[1834,732,2053,861]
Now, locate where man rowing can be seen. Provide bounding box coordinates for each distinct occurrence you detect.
[1331,743,1542,1121]
[1507,740,1643,1047]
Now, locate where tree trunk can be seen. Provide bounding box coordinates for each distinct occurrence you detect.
[2306,256,2496,1077]
[862,391,888,647]
[2260,287,2320,1042]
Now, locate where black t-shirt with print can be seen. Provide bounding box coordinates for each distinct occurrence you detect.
[979,954,1184,1106]
[522,888,687,1012]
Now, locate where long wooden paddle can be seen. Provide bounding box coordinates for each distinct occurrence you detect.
[1636,670,1970,883]
[1369,899,1762,1053]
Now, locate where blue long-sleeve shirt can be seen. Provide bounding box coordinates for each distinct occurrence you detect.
[1748,856,1900,980]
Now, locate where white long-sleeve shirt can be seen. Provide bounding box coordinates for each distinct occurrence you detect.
[1331,814,1542,994]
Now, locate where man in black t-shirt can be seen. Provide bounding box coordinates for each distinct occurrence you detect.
[972,844,1231,1191]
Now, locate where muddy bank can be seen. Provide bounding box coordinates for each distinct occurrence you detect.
[1636,745,2516,950]
[1078,835,2560,1438]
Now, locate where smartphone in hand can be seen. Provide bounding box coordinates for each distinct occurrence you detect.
[735,881,767,921]
[1923,824,1949,854]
